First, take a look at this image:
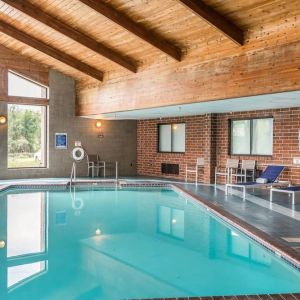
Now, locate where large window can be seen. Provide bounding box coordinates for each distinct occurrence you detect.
[158,123,185,153]
[7,71,48,169]
[230,118,273,156]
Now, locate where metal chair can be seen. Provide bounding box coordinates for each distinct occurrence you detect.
[215,159,239,185]
[185,157,205,184]
[87,154,106,178]
[231,159,256,183]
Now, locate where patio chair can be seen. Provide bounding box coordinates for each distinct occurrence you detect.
[87,154,106,178]
[231,159,256,183]
[270,186,300,205]
[185,157,205,184]
[225,165,288,199]
[215,159,239,185]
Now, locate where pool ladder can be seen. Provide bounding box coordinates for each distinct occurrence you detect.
[68,160,119,188]
[69,162,77,188]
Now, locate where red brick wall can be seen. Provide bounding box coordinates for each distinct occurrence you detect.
[137,107,300,184]
[216,108,300,184]
[137,115,215,183]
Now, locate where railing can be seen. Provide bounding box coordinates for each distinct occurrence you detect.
[69,162,76,188]
[115,161,118,182]
[69,160,118,187]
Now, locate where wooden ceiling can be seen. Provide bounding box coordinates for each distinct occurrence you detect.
[0,0,298,87]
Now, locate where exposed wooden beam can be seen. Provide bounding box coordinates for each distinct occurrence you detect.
[2,0,136,73]
[0,20,104,81]
[178,0,244,45]
[78,0,182,61]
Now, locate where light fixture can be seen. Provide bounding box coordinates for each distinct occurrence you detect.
[0,240,6,249]
[0,115,7,125]
[95,120,104,139]
[95,228,102,235]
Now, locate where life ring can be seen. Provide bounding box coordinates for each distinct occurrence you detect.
[72,147,85,161]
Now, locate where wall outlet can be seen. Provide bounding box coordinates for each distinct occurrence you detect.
[293,157,300,165]
[75,141,81,147]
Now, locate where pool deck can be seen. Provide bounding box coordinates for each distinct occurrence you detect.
[1,176,300,300]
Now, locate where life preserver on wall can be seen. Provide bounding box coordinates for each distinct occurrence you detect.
[71,147,85,161]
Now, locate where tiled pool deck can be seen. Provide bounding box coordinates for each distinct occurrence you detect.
[1,176,300,300]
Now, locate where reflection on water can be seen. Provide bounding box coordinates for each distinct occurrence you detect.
[158,206,184,239]
[0,188,299,300]
[8,261,47,288]
[7,193,46,258]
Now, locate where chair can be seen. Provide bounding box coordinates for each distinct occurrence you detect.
[231,159,256,183]
[87,154,106,178]
[215,159,239,185]
[185,157,205,184]
[226,165,289,199]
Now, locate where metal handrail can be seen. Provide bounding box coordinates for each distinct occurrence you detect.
[70,162,76,187]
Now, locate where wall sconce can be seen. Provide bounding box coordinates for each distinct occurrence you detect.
[0,115,7,125]
[96,121,104,139]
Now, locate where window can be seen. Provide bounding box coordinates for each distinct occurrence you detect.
[7,71,48,168]
[158,123,185,153]
[230,118,273,156]
[8,71,48,98]
[7,104,47,168]
[158,206,184,239]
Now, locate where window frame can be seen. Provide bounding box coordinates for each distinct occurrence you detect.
[229,116,273,157]
[7,70,49,99]
[157,122,186,154]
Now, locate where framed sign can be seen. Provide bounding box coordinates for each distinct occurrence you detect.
[55,133,68,149]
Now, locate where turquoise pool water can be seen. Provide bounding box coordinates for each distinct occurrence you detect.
[0,187,300,299]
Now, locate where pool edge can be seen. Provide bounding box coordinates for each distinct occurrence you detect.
[173,184,300,270]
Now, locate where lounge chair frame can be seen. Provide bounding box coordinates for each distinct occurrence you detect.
[270,187,298,205]
[225,181,289,200]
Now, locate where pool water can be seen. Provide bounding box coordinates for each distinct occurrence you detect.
[0,187,300,299]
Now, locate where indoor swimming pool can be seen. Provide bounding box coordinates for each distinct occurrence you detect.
[0,186,300,299]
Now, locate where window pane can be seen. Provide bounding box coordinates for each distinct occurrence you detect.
[159,124,171,152]
[231,120,251,154]
[8,104,47,168]
[252,118,273,155]
[8,71,47,98]
[7,192,46,258]
[172,123,185,152]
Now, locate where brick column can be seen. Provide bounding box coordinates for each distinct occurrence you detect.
[202,114,217,184]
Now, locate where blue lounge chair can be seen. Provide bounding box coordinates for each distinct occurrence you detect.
[225,165,288,199]
[270,186,300,205]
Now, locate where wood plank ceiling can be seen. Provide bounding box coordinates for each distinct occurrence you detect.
[0,0,298,86]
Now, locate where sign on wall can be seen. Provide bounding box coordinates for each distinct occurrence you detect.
[55,133,68,149]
